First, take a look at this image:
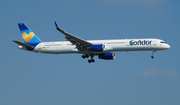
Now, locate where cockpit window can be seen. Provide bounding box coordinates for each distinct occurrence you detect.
[160,41,166,43]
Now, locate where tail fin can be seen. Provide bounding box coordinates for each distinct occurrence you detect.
[18,23,42,46]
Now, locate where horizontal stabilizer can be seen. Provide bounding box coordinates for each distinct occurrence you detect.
[12,40,34,48]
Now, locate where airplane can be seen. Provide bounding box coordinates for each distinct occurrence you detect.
[12,22,170,63]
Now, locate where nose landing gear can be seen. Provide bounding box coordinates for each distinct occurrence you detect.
[151,55,154,59]
[151,50,156,59]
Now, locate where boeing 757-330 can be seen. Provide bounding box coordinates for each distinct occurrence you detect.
[12,22,170,63]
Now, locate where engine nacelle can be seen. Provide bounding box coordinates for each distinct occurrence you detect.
[90,44,105,52]
[98,53,115,60]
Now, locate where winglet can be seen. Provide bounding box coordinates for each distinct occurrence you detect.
[54,21,61,31]
[53,21,93,46]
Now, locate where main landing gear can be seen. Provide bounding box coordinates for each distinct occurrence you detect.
[82,54,95,63]
[151,50,156,59]
[88,59,95,63]
[82,54,89,59]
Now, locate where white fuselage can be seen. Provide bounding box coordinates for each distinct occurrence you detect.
[19,38,170,54]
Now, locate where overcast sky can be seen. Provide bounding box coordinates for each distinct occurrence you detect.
[1,0,180,105]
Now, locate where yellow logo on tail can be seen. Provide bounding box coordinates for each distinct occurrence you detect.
[22,32,34,42]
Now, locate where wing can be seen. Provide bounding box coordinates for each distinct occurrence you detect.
[54,22,92,51]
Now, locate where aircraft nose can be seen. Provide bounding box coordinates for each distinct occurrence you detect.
[166,44,170,49]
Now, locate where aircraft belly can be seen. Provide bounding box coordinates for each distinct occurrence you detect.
[111,46,156,51]
[44,48,79,54]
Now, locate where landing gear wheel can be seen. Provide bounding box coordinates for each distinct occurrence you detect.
[151,56,154,59]
[82,55,85,59]
[88,59,91,63]
[87,54,95,63]
[91,59,95,62]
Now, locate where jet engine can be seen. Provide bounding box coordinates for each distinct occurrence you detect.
[90,44,105,51]
[98,53,115,60]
